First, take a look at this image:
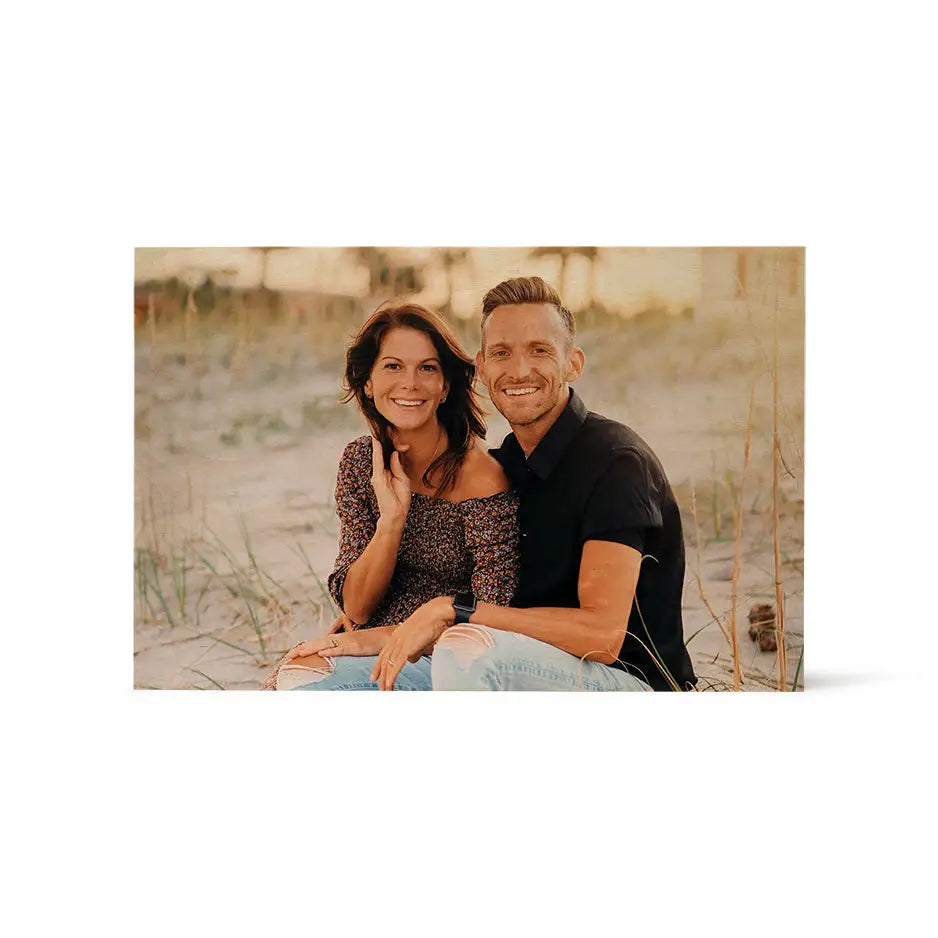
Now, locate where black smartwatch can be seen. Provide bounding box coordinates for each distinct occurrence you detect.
[452,591,477,625]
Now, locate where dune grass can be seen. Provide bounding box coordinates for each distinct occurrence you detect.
[133,486,340,689]
[728,383,756,690]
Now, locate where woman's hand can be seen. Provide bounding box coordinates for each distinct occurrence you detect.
[285,633,357,660]
[371,436,411,526]
[283,612,352,659]
[286,624,391,660]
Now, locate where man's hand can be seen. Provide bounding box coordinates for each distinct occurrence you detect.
[371,596,455,690]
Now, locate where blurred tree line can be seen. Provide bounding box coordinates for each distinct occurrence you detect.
[134,246,633,339]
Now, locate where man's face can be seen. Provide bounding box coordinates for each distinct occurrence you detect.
[477,303,584,430]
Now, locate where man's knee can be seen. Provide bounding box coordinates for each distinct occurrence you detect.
[431,624,500,690]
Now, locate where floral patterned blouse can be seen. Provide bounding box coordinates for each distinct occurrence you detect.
[328,435,519,628]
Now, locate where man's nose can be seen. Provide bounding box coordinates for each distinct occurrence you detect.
[505,354,533,380]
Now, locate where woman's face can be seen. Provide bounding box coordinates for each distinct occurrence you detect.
[365,326,448,432]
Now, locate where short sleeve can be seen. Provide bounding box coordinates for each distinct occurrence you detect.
[459,491,520,606]
[327,438,377,612]
[580,448,663,554]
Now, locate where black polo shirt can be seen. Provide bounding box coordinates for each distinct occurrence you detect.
[490,389,697,691]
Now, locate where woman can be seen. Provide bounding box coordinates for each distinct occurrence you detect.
[265,302,518,690]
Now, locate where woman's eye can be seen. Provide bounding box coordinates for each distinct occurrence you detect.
[420,364,438,373]
[384,362,400,370]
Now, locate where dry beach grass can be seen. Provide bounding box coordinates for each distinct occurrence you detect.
[133,294,804,691]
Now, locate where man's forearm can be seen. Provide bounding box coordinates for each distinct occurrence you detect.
[469,602,625,666]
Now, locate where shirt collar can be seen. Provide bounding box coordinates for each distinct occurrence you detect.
[493,388,588,482]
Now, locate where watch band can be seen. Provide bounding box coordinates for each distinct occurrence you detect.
[452,591,477,625]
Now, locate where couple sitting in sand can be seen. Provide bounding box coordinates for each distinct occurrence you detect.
[266,275,696,692]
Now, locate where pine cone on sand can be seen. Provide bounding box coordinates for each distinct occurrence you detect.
[748,603,777,651]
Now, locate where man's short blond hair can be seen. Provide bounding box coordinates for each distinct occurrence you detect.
[480,276,575,344]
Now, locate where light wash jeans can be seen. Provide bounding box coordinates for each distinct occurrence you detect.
[288,624,651,692]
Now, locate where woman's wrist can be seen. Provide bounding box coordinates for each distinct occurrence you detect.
[375,514,406,537]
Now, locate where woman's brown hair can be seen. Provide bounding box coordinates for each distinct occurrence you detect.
[342,303,486,496]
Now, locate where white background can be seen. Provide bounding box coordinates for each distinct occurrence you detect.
[3,2,935,936]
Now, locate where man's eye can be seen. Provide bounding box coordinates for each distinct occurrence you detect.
[491,350,508,359]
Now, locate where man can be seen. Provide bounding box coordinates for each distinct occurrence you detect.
[373,276,697,691]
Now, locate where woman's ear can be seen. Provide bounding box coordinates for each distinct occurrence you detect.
[364,378,373,399]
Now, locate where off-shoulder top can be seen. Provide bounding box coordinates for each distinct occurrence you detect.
[327,435,519,628]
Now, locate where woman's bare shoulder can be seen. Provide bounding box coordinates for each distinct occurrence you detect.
[451,441,511,500]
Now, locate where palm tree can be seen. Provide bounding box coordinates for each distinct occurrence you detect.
[577,246,599,308]
[349,246,388,296]
[347,247,425,300]
[254,246,287,290]
[438,248,470,315]
[253,246,294,317]
[529,246,599,306]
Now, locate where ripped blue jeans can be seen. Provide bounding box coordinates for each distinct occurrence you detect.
[284,625,651,691]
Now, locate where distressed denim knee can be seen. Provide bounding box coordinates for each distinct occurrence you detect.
[431,624,653,691]
[431,624,502,690]
[275,653,340,690]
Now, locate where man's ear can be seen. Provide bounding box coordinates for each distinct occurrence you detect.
[566,347,585,383]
